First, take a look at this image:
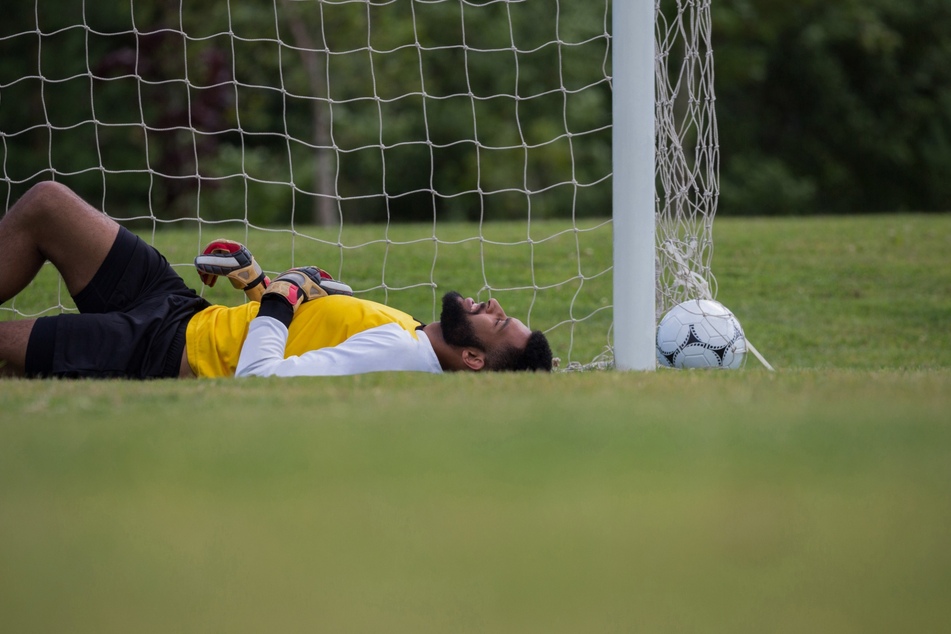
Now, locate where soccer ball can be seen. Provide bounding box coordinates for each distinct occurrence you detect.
[656,299,747,369]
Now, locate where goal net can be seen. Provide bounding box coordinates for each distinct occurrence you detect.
[0,0,718,371]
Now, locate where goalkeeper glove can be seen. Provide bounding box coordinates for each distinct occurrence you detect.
[258,266,353,327]
[194,239,270,302]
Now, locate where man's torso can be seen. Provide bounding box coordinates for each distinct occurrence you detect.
[186,295,425,377]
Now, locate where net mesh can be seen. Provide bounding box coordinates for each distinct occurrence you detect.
[655,0,718,313]
[0,0,718,369]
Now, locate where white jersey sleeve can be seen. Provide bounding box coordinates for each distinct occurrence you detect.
[235,316,443,377]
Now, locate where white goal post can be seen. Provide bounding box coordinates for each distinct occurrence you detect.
[611,0,655,371]
[0,0,724,372]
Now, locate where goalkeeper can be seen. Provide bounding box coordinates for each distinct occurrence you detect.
[0,182,553,379]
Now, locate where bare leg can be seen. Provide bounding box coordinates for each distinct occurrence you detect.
[0,320,33,376]
[0,182,120,375]
[0,181,120,303]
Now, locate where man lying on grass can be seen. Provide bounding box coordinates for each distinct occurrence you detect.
[0,182,553,379]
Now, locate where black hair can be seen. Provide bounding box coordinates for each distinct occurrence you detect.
[486,330,553,372]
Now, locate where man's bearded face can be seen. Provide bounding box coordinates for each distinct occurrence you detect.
[440,291,485,350]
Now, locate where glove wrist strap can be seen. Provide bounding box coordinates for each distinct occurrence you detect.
[258,295,294,328]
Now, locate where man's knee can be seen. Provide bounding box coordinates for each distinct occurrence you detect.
[11,181,75,219]
[9,181,115,243]
[5,181,69,227]
[26,180,73,200]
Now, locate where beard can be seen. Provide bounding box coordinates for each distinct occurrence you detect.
[440,291,485,350]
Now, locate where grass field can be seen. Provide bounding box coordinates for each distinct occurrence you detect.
[2,214,950,632]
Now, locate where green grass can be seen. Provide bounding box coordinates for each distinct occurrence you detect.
[714,215,951,369]
[2,214,951,632]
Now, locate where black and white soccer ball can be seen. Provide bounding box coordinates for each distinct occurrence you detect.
[656,299,747,369]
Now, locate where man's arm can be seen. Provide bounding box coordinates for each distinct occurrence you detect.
[235,318,442,377]
[234,267,438,377]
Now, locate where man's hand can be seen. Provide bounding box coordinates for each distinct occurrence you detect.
[194,239,269,302]
[259,266,353,326]
[263,266,353,310]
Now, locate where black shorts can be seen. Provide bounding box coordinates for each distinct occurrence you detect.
[24,227,210,379]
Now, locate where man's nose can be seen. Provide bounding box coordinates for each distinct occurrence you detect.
[487,298,506,317]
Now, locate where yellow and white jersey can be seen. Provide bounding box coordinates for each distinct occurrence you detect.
[186,295,442,377]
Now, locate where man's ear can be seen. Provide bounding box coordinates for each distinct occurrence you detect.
[461,348,486,371]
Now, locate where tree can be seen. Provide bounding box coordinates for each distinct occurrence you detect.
[714,0,951,214]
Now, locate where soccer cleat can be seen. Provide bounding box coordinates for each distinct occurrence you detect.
[194,239,270,302]
[262,266,353,312]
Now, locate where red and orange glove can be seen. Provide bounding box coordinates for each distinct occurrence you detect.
[194,239,269,301]
[258,266,353,326]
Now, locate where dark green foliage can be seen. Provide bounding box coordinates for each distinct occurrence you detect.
[0,0,612,225]
[716,0,951,215]
[3,1,951,221]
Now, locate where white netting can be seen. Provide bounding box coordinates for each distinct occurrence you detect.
[0,0,718,369]
[655,0,719,314]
